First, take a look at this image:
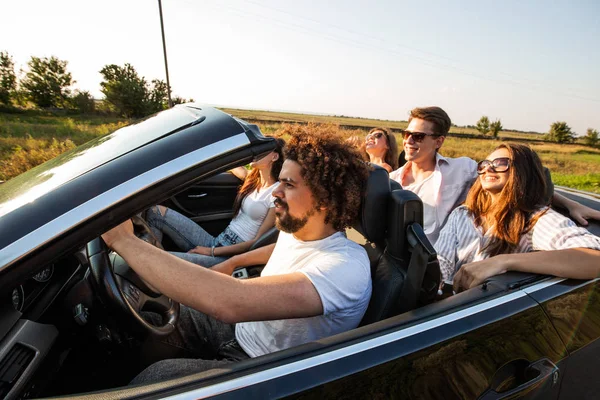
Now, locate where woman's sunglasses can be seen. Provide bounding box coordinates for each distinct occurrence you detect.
[366,131,387,141]
[476,157,511,174]
[400,129,441,143]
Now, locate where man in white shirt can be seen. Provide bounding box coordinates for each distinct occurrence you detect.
[390,106,600,245]
[102,128,372,383]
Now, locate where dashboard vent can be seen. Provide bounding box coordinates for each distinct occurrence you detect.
[0,344,35,398]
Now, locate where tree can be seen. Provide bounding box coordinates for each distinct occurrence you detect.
[548,121,574,144]
[100,63,148,118]
[0,51,17,105]
[21,56,73,108]
[100,64,173,117]
[146,78,169,114]
[476,116,490,135]
[490,119,503,139]
[584,128,599,148]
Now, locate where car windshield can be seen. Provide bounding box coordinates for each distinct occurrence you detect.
[0,106,201,218]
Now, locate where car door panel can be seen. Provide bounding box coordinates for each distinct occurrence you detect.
[166,172,242,236]
[526,279,600,400]
[278,295,564,400]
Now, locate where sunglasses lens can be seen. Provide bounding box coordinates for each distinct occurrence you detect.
[477,160,490,174]
[493,158,510,171]
[402,131,429,142]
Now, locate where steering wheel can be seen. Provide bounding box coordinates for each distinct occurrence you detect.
[87,236,180,336]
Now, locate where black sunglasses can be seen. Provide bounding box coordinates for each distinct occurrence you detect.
[366,131,387,141]
[401,129,441,143]
[476,157,511,174]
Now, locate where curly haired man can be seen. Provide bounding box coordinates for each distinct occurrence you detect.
[102,126,372,383]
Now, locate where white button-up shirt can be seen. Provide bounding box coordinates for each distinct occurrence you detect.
[389,153,477,245]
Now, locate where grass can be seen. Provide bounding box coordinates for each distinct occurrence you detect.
[221,107,549,141]
[0,112,130,180]
[1,108,599,193]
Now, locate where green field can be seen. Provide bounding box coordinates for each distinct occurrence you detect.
[1,108,599,193]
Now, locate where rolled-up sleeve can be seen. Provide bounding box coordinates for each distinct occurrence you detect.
[531,210,600,251]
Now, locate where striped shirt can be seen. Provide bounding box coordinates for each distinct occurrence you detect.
[435,206,600,282]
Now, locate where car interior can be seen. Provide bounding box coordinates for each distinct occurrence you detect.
[2,153,600,399]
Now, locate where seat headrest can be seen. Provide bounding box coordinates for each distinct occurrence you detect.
[353,165,391,244]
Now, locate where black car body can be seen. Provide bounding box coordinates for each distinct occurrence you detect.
[0,105,599,399]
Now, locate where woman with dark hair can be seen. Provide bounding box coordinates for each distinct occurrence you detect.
[435,143,600,292]
[364,127,399,173]
[146,137,285,268]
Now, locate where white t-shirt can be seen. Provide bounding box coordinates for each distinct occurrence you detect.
[228,183,277,241]
[235,231,372,358]
[403,174,436,242]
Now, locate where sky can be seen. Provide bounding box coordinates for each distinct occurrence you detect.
[2,0,599,135]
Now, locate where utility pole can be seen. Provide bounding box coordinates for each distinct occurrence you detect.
[158,0,173,108]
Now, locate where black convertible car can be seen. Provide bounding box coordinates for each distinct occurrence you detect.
[0,105,599,399]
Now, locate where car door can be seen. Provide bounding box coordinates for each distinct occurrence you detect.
[164,172,243,237]
[270,278,566,400]
[526,279,600,400]
[155,276,567,400]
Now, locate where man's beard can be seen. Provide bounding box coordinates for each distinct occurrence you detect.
[274,199,315,233]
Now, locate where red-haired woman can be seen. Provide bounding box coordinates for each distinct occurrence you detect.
[435,143,600,292]
[146,137,285,267]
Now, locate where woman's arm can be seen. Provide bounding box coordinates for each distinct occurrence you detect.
[453,209,600,292]
[229,166,248,181]
[188,208,277,257]
[453,248,600,292]
[211,243,276,275]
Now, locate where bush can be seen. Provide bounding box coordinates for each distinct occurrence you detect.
[68,90,95,114]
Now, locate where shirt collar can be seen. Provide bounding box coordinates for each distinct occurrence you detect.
[436,152,450,166]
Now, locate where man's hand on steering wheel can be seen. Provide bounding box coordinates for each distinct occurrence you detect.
[101,219,135,250]
[91,217,179,336]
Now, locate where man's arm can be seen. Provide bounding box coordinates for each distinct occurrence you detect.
[102,221,319,323]
[552,192,600,226]
[453,248,600,292]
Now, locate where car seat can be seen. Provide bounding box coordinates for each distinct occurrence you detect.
[354,165,440,326]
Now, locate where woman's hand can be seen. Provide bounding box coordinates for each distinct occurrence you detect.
[453,255,509,293]
[188,246,212,256]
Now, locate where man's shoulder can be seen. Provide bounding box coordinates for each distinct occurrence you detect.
[438,154,477,179]
[438,154,477,167]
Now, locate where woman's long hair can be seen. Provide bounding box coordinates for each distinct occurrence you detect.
[231,137,285,218]
[465,143,548,257]
[367,127,399,170]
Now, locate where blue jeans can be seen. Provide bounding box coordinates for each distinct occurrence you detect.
[146,207,243,268]
[132,306,250,384]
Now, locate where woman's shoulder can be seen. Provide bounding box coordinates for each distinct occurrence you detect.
[533,207,571,225]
